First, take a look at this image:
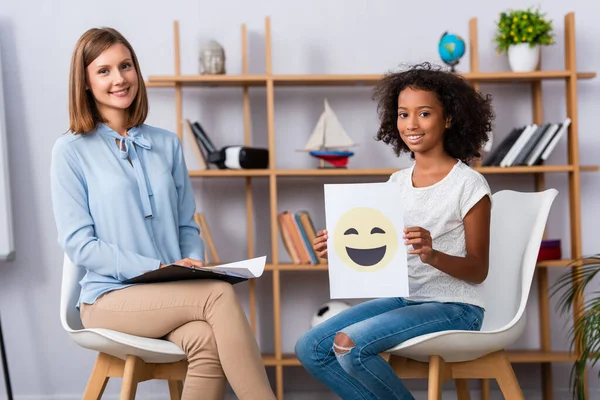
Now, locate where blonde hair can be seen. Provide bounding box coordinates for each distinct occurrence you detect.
[68,27,148,134]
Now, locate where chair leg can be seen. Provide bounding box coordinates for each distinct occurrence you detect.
[480,379,490,400]
[455,379,470,400]
[83,353,111,400]
[493,351,525,400]
[120,355,145,400]
[168,380,184,400]
[428,355,443,400]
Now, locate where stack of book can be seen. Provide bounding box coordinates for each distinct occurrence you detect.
[277,210,327,265]
[483,118,571,167]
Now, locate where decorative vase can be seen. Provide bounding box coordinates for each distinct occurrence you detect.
[508,43,540,72]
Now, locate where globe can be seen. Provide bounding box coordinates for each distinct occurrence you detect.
[438,32,466,71]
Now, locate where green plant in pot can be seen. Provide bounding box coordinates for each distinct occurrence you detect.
[551,255,600,399]
[494,7,555,72]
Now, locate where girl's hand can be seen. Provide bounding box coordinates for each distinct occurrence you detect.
[161,258,205,268]
[404,227,437,265]
[313,229,328,259]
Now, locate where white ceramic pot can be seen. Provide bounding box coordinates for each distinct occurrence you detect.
[508,43,540,72]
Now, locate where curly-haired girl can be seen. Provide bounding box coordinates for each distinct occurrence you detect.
[295,62,495,400]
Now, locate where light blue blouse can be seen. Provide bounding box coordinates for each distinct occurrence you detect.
[50,123,205,306]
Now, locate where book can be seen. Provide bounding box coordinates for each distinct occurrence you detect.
[194,212,220,264]
[294,212,318,264]
[297,210,327,264]
[123,256,266,285]
[183,119,208,170]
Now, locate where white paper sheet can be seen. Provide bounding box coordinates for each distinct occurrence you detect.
[324,182,409,299]
[197,256,266,279]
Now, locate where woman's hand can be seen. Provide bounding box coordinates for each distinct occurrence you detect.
[160,258,205,269]
[404,226,437,265]
[313,229,328,259]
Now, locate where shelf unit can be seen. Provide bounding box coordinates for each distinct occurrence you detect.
[147,13,597,400]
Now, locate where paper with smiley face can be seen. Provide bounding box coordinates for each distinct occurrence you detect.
[324,182,409,299]
[333,207,399,271]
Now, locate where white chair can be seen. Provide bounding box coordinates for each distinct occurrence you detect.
[384,189,558,400]
[60,254,187,399]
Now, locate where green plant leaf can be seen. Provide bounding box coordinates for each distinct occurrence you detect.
[551,255,600,399]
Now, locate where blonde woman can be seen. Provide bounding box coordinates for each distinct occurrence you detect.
[51,27,275,400]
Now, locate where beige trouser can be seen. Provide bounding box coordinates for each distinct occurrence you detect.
[80,280,275,400]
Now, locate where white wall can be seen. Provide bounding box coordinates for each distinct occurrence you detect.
[0,0,599,398]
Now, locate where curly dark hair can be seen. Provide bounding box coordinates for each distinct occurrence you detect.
[373,62,494,164]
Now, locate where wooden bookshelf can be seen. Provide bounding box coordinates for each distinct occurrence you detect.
[148,12,596,400]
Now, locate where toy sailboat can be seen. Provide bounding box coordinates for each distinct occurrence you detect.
[300,99,356,168]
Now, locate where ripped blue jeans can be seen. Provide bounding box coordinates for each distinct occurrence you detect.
[295,297,484,400]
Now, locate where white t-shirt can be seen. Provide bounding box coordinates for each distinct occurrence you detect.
[387,159,491,308]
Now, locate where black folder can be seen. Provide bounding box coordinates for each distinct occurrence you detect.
[123,265,248,285]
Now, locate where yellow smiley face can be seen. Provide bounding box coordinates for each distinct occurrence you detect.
[332,207,399,272]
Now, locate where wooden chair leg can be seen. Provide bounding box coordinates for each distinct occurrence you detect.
[168,380,184,400]
[83,353,111,400]
[120,355,145,400]
[455,379,471,400]
[493,351,524,400]
[428,355,443,400]
[480,379,490,400]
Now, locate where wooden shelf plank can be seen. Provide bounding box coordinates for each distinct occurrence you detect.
[148,71,596,88]
[273,74,382,86]
[263,351,576,367]
[145,81,176,88]
[186,165,598,178]
[476,165,575,174]
[271,71,596,86]
[537,259,576,268]
[507,350,576,363]
[581,165,600,172]
[262,355,279,366]
[275,168,397,177]
[188,169,271,177]
[267,260,585,271]
[148,74,268,87]
[273,165,598,177]
[262,354,302,366]
[266,264,328,271]
[465,71,595,82]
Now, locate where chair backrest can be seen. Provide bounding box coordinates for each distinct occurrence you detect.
[480,189,558,331]
[60,253,86,332]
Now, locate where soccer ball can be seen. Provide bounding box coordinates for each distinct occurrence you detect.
[310,301,352,328]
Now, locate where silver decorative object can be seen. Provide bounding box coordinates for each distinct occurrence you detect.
[199,40,226,75]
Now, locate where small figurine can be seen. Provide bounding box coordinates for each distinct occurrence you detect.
[199,40,226,75]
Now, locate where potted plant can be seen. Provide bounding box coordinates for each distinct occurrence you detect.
[551,255,600,399]
[494,7,555,72]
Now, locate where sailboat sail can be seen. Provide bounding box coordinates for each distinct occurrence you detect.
[301,99,356,151]
[303,111,326,151]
